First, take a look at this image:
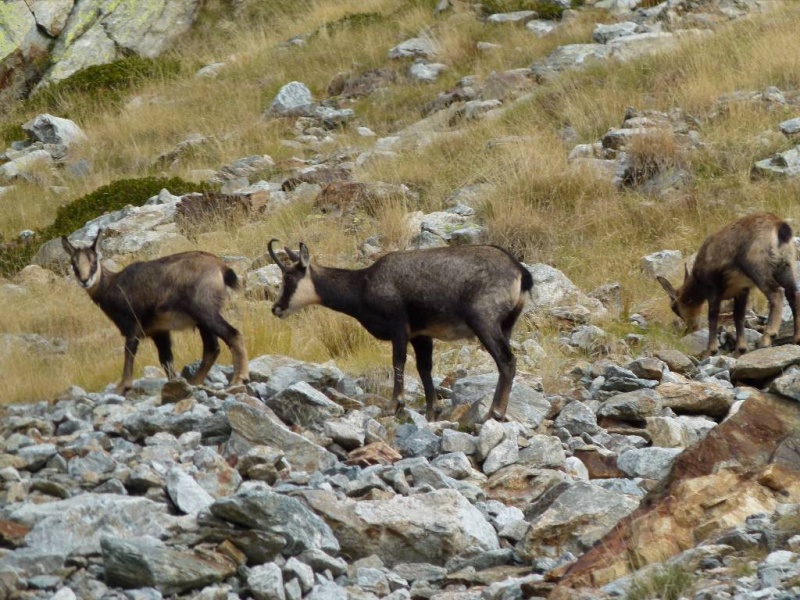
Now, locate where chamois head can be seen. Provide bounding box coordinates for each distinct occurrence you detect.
[657,265,704,333]
[268,239,318,318]
[62,229,103,290]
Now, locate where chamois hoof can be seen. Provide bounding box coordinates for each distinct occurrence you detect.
[484,409,507,423]
[756,334,774,349]
[114,383,132,396]
[734,346,748,357]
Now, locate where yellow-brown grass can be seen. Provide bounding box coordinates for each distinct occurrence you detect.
[3,1,800,403]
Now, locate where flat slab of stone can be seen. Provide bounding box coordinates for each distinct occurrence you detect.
[731,346,800,382]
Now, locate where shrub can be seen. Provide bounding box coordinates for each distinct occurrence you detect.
[313,12,386,37]
[626,565,694,600]
[0,176,212,278]
[0,122,26,146]
[28,56,182,114]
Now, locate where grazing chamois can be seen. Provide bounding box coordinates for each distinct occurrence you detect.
[268,240,533,421]
[657,212,800,357]
[62,231,249,394]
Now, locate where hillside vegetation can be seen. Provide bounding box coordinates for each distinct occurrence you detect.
[2,0,800,403]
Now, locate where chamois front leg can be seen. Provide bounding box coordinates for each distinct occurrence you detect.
[117,336,139,395]
[411,336,437,422]
[704,295,722,357]
[151,332,176,379]
[732,289,750,356]
[389,331,409,415]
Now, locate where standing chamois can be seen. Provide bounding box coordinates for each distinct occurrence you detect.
[657,212,800,356]
[268,240,533,421]
[62,231,249,394]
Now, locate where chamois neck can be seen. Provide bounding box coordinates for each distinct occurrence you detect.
[311,265,366,317]
[85,264,115,302]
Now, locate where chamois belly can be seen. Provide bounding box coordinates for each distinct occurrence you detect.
[721,271,756,299]
[412,321,475,342]
[144,311,197,335]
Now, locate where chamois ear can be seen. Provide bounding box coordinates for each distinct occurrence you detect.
[284,246,300,263]
[657,276,677,301]
[61,236,76,257]
[91,228,104,253]
[299,243,310,268]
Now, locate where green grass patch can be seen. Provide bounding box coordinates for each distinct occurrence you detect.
[0,176,212,277]
[626,565,695,600]
[27,56,182,116]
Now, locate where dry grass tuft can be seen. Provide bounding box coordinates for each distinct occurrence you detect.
[4,2,800,402]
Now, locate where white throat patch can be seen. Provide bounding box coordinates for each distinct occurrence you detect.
[286,274,321,315]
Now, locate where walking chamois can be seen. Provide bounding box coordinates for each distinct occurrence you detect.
[657,212,800,356]
[268,240,533,421]
[62,231,249,394]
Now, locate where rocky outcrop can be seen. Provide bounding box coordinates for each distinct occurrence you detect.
[553,388,800,594]
[0,0,202,99]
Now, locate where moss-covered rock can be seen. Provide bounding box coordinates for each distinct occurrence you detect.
[0,176,211,277]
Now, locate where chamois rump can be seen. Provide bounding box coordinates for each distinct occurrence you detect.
[268,240,533,421]
[657,212,800,357]
[62,231,249,395]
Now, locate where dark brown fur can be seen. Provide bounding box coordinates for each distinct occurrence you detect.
[269,241,533,421]
[657,213,800,356]
[62,231,249,394]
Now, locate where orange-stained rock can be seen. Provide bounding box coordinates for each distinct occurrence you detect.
[346,441,402,467]
[551,389,800,594]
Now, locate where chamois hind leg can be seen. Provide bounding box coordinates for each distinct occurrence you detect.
[202,313,249,387]
[743,267,785,348]
[151,331,176,379]
[117,336,139,396]
[188,325,221,386]
[758,288,784,348]
[410,336,437,421]
[468,317,516,422]
[389,329,409,415]
[732,289,750,356]
[775,268,800,344]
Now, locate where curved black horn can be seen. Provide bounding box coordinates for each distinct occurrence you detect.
[285,246,300,263]
[268,239,287,271]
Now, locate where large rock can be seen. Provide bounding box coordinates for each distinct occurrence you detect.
[517,482,639,560]
[210,486,339,556]
[301,489,499,566]
[554,390,800,591]
[731,346,800,382]
[248,355,344,397]
[265,381,343,431]
[226,401,337,473]
[22,114,87,148]
[452,374,550,428]
[101,536,236,595]
[42,0,202,84]
[3,494,174,575]
[656,381,735,417]
[524,263,607,321]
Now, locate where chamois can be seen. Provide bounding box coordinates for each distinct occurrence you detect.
[62,230,249,394]
[657,212,800,357]
[268,240,533,421]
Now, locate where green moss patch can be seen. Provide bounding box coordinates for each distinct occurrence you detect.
[0,176,212,277]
